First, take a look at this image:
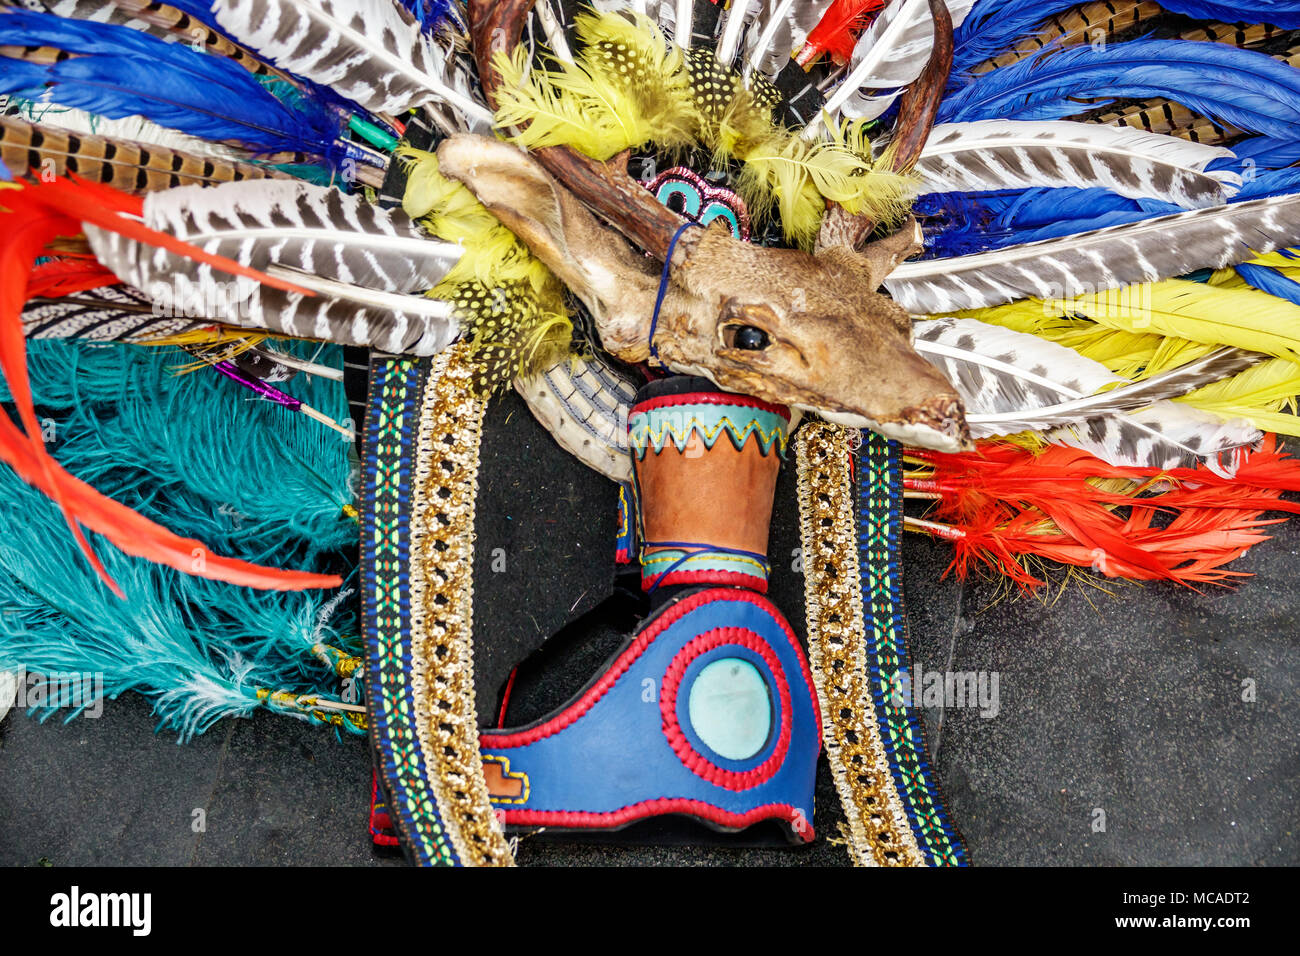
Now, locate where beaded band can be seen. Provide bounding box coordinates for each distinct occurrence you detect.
[796,423,969,867]
[363,345,514,867]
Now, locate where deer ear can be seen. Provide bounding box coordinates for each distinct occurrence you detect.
[436,135,657,318]
[817,216,924,291]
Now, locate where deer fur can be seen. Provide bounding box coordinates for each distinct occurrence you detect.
[438,134,970,451]
[457,0,969,452]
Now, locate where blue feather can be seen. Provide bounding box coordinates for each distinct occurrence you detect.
[938,39,1300,141]
[1236,262,1300,306]
[1236,166,1300,200]
[1208,136,1300,174]
[1161,2,1300,29]
[0,10,347,162]
[954,0,1300,80]
[922,162,1300,254]
[397,0,459,31]
[952,0,1078,79]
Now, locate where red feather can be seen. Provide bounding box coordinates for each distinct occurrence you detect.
[28,259,123,298]
[797,0,887,67]
[905,437,1300,590]
[0,177,338,596]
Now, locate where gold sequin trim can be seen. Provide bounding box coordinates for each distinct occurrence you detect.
[407,345,515,867]
[796,422,926,867]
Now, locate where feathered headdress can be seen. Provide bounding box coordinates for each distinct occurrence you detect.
[3,0,1300,731]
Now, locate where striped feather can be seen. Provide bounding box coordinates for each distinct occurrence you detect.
[83,179,464,354]
[12,0,292,79]
[917,120,1240,208]
[22,284,200,341]
[0,114,290,192]
[209,0,492,130]
[744,0,837,79]
[913,316,1260,471]
[967,0,1161,76]
[887,192,1300,313]
[820,0,975,124]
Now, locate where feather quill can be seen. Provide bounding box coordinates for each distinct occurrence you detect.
[716,0,760,67]
[743,0,836,79]
[888,192,1300,313]
[209,0,492,130]
[818,0,975,126]
[917,120,1240,208]
[82,179,464,354]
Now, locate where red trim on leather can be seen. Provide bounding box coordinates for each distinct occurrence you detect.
[640,567,768,593]
[659,628,792,791]
[500,799,815,843]
[479,589,821,752]
[630,392,790,419]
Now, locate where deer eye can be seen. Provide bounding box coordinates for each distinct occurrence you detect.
[725,325,770,351]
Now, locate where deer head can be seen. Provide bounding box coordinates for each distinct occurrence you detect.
[455,0,970,452]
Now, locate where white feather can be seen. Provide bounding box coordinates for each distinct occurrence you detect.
[716,0,761,66]
[918,120,1242,208]
[813,0,975,130]
[743,0,836,79]
[210,0,493,130]
[886,193,1300,314]
[534,2,573,62]
[913,317,1260,472]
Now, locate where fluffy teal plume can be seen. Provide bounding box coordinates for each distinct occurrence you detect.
[0,339,360,739]
[9,340,355,560]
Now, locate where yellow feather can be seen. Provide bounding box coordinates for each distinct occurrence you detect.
[489,11,915,247]
[1175,357,1300,436]
[957,279,1300,363]
[395,148,573,389]
[953,301,1215,379]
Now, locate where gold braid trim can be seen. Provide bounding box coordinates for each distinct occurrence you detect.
[407,345,514,866]
[795,423,926,867]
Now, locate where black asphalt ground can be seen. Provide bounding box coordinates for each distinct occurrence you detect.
[1,389,1296,867]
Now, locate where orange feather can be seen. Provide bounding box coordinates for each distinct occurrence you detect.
[906,437,1300,589]
[0,177,338,596]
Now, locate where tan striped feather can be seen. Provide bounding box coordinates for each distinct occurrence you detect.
[1075,41,1300,146]
[0,115,290,192]
[970,0,1161,75]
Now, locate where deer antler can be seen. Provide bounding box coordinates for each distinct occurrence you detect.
[816,0,953,255]
[467,0,687,262]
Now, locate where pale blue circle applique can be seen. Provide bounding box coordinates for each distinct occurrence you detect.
[687,658,772,761]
